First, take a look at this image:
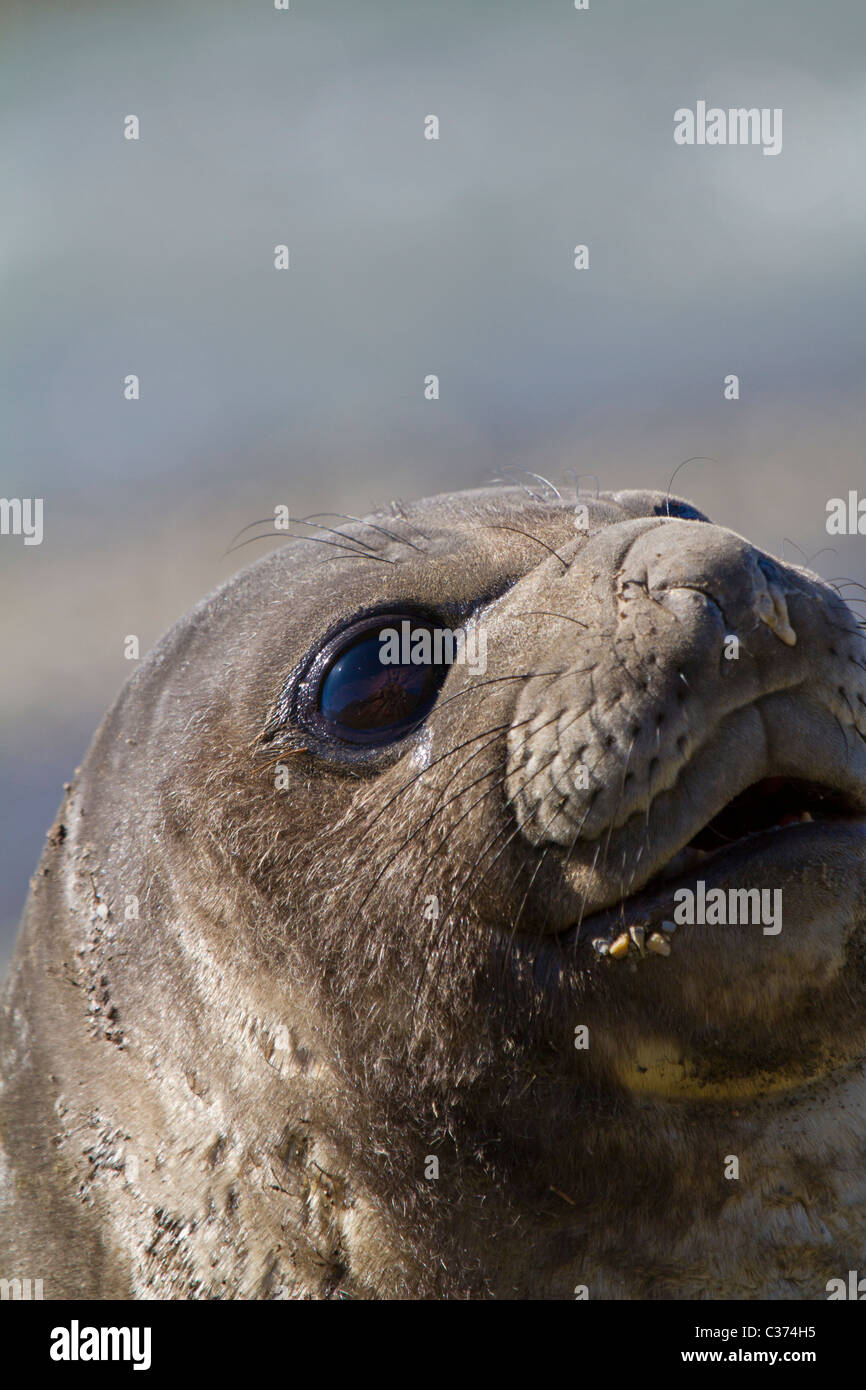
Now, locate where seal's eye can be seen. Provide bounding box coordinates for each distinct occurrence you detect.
[314,616,449,745]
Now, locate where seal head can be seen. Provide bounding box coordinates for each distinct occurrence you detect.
[3,485,866,1299]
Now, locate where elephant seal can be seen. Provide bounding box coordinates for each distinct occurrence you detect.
[3,482,866,1300]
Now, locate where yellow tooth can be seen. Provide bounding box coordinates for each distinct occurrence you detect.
[609,933,630,959]
[801,811,813,822]
[647,932,672,956]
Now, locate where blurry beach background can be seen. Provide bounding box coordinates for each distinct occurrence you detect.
[2,0,866,974]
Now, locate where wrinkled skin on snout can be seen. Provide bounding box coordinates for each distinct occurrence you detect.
[2,485,866,1299]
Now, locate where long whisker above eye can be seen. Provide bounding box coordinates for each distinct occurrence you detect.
[224,516,281,550]
[484,523,569,569]
[493,468,563,502]
[289,519,382,551]
[302,512,427,553]
[316,552,397,565]
[487,475,547,503]
[224,532,394,562]
[223,513,413,560]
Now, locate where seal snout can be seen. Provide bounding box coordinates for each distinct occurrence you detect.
[503,516,866,915]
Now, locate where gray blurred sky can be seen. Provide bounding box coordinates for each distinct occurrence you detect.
[2,0,866,970]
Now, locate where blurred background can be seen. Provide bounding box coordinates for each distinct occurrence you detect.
[2,0,865,975]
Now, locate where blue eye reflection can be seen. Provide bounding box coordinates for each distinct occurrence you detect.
[318,626,444,740]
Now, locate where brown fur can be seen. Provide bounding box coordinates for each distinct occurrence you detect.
[3,485,866,1298]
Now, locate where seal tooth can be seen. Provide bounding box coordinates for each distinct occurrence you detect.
[609,933,630,959]
[592,938,610,956]
[628,925,645,952]
[647,932,671,956]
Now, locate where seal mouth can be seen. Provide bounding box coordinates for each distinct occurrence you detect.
[658,774,854,873]
[519,777,866,1100]
[567,776,865,956]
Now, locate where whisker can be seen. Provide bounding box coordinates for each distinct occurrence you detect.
[488,474,547,503]
[662,457,716,515]
[317,552,396,564]
[512,610,589,630]
[432,670,567,714]
[501,470,562,501]
[224,516,281,551]
[354,667,575,839]
[356,698,572,922]
[421,703,590,955]
[405,714,574,918]
[484,523,569,569]
[353,725,515,911]
[302,511,426,553]
[225,531,389,562]
[292,519,382,551]
[782,538,837,569]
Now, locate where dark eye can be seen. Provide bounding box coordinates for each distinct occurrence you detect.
[311,615,450,746]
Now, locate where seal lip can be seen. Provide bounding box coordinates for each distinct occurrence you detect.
[519,754,866,943]
[564,812,866,953]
